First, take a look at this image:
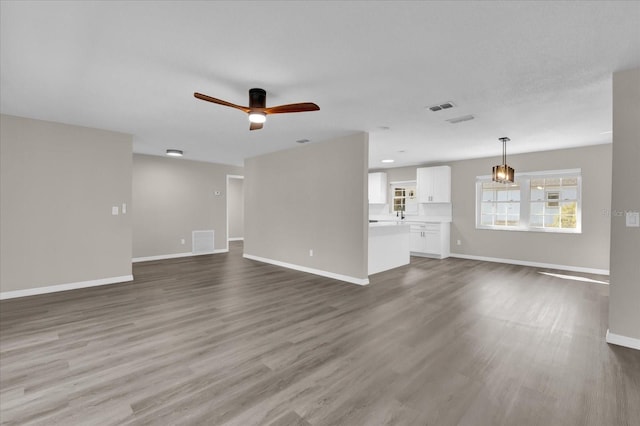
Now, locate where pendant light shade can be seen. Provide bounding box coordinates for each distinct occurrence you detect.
[492,137,515,183]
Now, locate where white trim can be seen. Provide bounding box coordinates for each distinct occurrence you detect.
[226,174,245,252]
[132,249,228,263]
[449,253,609,276]
[606,329,640,351]
[0,275,134,300]
[243,253,369,286]
[228,237,244,241]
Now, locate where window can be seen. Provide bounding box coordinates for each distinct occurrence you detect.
[529,176,579,231]
[476,169,581,233]
[479,181,521,228]
[391,182,417,214]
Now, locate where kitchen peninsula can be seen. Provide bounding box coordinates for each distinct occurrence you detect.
[368,221,410,275]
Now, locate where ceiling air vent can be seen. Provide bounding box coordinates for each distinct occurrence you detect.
[446,114,475,124]
[428,101,456,112]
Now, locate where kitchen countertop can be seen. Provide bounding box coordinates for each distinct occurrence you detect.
[368,221,411,228]
[369,216,452,223]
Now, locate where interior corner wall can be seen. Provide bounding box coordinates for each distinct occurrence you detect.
[244,132,369,282]
[0,114,133,294]
[449,144,612,272]
[132,154,242,258]
[609,68,640,342]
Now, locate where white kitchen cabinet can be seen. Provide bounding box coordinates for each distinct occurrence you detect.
[368,172,388,204]
[417,166,451,203]
[409,222,450,259]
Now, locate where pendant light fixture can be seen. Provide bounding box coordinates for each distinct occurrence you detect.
[492,137,515,183]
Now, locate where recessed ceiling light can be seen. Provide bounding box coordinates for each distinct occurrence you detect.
[397,150,405,153]
[381,159,395,163]
[166,149,183,157]
[600,130,612,135]
[296,139,310,144]
[446,114,475,124]
[378,126,390,131]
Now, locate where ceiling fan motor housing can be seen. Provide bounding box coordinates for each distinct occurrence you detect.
[249,88,266,109]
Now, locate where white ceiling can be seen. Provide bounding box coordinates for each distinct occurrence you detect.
[1,1,639,168]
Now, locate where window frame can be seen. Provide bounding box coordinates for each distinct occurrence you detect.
[390,180,418,215]
[475,168,582,234]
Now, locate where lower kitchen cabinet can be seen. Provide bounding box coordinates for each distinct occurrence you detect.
[410,222,450,259]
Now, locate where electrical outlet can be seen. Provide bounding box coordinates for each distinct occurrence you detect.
[457,239,461,246]
[181,239,185,245]
[309,249,314,257]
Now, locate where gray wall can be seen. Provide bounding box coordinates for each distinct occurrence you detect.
[228,177,244,239]
[0,114,133,293]
[132,154,242,258]
[609,68,640,341]
[374,143,612,271]
[449,144,612,271]
[244,133,369,281]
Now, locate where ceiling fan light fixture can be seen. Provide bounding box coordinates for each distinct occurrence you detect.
[248,112,266,123]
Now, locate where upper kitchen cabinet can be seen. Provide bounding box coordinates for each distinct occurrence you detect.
[368,172,388,204]
[417,166,451,203]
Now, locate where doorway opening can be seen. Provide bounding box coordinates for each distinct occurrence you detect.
[226,175,244,250]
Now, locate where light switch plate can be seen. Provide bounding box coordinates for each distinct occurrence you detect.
[626,211,639,227]
[122,203,127,214]
[112,206,119,215]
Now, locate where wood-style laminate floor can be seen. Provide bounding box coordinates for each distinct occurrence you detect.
[1,242,639,425]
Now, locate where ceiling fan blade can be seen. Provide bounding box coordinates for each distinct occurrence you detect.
[264,103,320,115]
[194,92,250,113]
[250,122,263,131]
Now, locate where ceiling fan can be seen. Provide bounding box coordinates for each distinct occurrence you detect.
[194,88,320,130]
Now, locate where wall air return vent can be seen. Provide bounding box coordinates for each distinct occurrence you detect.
[192,230,215,254]
[446,114,475,124]
[428,101,455,112]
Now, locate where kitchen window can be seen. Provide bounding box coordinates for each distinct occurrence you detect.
[391,182,418,214]
[476,169,581,233]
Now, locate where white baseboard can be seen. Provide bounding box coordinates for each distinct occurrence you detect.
[228,237,244,241]
[0,275,134,300]
[243,253,369,286]
[132,249,228,263]
[449,253,609,276]
[606,329,640,351]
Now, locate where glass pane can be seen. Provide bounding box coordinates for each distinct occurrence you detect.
[561,187,577,200]
[545,178,561,187]
[482,190,495,202]
[481,215,494,226]
[497,189,510,202]
[530,188,544,201]
[531,202,544,215]
[508,190,521,201]
[506,203,520,215]
[545,215,559,227]
[497,204,508,215]
[559,202,577,228]
[481,203,495,214]
[507,215,519,226]
[531,178,545,188]
[562,177,578,186]
[530,215,544,227]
